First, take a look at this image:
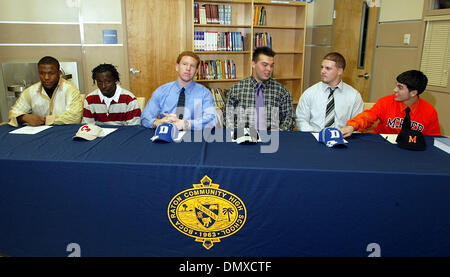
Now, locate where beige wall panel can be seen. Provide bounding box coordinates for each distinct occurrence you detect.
[370,47,421,102]
[306,1,315,26]
[310,25,333,45]
[83,24,123,44]
[312,0,334,26]
[421,91,450,136]
[302,45,332,93]
[0,70,7,121]
[0,45,84,91]
[80,0,122,22]
[82,46,129,94]
[379,0,424,22]
[0,24,80,44]
[0,46,82,65]
[305,26,313,44]
[376,21,424,47]
[0,0,78,22]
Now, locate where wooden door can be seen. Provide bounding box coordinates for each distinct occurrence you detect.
[333,0,379,102]
[125,0,188,102]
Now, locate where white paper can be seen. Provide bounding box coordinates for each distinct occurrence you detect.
[230,130,262,143]
[9,125,53,135]
[380,134,398,144]
[174,131,186,142]
[102,128,117,136]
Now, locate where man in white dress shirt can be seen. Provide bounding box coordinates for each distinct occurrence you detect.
[296,52,363,132]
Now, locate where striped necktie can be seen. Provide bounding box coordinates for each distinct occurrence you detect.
[176,87,185,119]
[325,87,336,128]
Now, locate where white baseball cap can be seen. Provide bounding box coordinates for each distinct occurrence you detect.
[73,124,105,141]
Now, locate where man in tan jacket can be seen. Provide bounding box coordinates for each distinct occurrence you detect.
[9,56,83,127]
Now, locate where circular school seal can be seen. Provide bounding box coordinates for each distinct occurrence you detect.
[167,175,247,250]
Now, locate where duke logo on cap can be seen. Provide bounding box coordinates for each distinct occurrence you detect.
[318,127,348,147]
[151,123,179,143]
[73,124,105,141]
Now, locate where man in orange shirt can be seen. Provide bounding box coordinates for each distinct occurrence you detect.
[341,70,441,137]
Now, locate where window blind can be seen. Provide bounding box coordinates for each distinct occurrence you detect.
[420,20,450,88]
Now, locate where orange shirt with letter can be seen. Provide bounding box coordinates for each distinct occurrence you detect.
[347,94,441,136]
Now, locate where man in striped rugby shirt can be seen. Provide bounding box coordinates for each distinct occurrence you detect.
[82,63,141,126]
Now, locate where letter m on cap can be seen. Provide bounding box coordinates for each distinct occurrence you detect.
[409,135,417,143]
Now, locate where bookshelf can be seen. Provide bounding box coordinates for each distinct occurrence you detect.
[187,0,306,104]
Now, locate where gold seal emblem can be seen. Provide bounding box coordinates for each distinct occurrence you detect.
[167,175,247,250]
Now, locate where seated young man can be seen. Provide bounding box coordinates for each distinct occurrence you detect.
[341,70,441,138]
[296,52,363,132]
[9,56,83,127]
[82,64,141,126]
[141,51,216,130]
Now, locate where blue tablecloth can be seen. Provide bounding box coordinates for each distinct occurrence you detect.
[0,124,449,257]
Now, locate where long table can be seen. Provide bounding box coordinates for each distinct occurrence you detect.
[0,124,449,257]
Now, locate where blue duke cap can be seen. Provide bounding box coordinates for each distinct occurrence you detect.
[151,123,179,143]
[319,127,347,147]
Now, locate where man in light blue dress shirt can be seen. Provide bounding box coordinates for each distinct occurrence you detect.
[296,52,364,132]
[141,51,216,130]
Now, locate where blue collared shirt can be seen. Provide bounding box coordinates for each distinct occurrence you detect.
[141,81,217,130]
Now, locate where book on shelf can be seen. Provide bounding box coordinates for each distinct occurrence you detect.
[194,3,198,24]
[254,32,272,48]
[254,6,267,26]
[195,31,245,51]
[197,59,236,80]
[209,88,227,109]
[194,4,232,25]
[434,137,450,154]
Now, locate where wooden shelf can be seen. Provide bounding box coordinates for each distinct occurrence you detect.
[254,1,306,6]
[196,0,252,4]
[253,25,304,30]
[195,51,251,54]
[196,78,242,82]
[190,0,306,101]
[195,24,252,28]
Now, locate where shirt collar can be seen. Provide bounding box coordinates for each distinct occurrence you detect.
[250,76,271,88]
[98,84,121,103]
[399,97,420,113]
[38,78,63,99]
[175,80,196,93]
[320,80,343,93]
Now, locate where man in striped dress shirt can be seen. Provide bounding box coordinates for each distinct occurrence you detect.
[296,52,363,132]
[82,64,141,126]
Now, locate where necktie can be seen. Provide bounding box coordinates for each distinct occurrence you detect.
[176,87,185,120]
[255,82,266,130]
[325,87,336,128]
[402,107,411,130]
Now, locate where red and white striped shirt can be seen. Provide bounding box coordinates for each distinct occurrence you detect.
[82,85,141,126]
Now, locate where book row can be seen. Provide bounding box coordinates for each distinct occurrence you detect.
[254,32,272,49]
[194,31,245,52]
[197,59,236,80]
[194,3,232,25]
[210,88,227,109]
[254,6,267,26]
